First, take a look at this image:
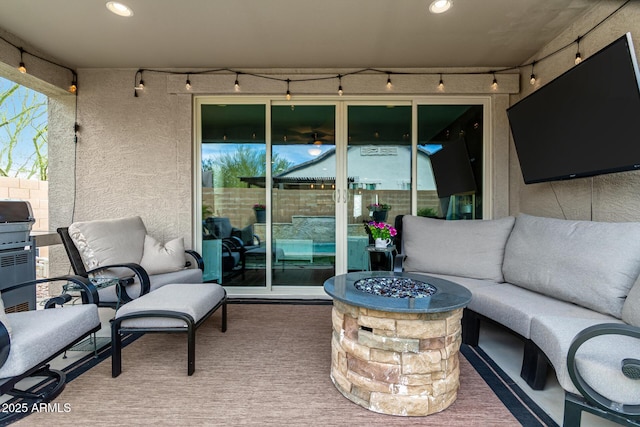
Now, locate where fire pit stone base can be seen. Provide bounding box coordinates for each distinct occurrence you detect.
[330,299,463,416]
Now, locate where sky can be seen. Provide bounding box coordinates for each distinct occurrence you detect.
[0,76,48,177]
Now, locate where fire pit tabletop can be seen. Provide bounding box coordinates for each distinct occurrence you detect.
[324,271,471,313]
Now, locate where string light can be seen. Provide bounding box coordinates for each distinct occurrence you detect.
[438,74,444,90]
[338,75,343,96]
[18,48,26,73]
[575,36,583,65]
[69,74,77,93]
[529,62,536,85]
[234,73,240,91]
[386,73,392,89]
[285,79,291,100]
[491,73,498,90]
[185,74,192,90]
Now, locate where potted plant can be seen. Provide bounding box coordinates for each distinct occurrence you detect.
[365,221,397,248]
[367,203,392,222]
[253,203,266,223]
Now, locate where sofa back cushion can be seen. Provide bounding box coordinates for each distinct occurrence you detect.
[68,216,147,277]
[402,215,515,282]
[503,214,640,318]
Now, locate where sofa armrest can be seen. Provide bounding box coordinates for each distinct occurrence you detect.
[87,263,150,302]
[567,323,640,417]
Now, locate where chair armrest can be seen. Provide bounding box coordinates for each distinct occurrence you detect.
[567,323,640,417]
[223,236,245,251]
[2,275,100,306]
[86,263,150,302]
[393,253,406,273]
[185,250,204,271]
[0,322,9,369]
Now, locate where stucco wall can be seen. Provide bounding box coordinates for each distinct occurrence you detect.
[1,27,520,278]
[510,0,640,221]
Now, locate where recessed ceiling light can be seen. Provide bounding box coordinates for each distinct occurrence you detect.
[106,1,134,17]
[429,0,452,14]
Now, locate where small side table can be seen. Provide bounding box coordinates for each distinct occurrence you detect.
[365,245,396,271]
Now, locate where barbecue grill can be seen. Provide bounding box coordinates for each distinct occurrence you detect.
[0,200,36,312]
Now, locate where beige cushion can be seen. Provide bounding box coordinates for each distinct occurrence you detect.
[402,215,516,282]
[68,216,147,278]
[622,276,640,327]
[140,235,186,275]
[503,214,640,318]
[0,295,12,339]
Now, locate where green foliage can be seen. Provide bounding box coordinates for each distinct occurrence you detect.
[417,206,439,218]
[203,145,292,188]
[0,80,48,179]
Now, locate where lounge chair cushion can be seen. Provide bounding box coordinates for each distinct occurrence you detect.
[0,305,100,379]
[68,216,147,278]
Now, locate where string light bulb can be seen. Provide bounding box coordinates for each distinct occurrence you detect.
[491,73,498,90]
[338,75,343,96]
[529,62,536,85]
[69,74,77,93]
[285,79,291,100]
[386,73,392,89]
[234,73,240,91]
[438,74,444,90]
[185,74,192,90]
[18,48,26,73]
[575,36,583,65]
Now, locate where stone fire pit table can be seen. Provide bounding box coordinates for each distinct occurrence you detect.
[323,271,472,416]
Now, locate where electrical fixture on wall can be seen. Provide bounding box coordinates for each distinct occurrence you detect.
[106,1,134,17]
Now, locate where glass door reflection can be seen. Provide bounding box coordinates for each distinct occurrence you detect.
[271,105,336,286]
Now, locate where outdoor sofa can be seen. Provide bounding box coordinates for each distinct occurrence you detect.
[395,213,640,427]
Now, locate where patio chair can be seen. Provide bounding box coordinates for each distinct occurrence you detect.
[58,216,204,309]
[0,275,100,424]
[203,217,248,279]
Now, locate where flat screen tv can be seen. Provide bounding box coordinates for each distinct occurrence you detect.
[507,32,640,184]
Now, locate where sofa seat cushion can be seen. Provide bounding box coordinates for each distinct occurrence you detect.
[68,216,147,278]
[0,305,100,379]
[503,214,640,318]
[470,284,585,339]
[97,268,203,304]
[529,315,640,405]
[402,215,515,282]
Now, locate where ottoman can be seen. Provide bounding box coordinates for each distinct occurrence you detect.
[111,282,227,377]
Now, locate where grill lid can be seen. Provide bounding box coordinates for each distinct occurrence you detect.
[0,200,35,224]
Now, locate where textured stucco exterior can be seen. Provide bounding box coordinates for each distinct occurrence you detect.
[509,1,640,221]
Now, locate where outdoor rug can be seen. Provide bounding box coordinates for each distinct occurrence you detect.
[11,303,558,426]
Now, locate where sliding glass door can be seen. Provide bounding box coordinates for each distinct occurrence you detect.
[271,104,336,286]
[196,97,487,296]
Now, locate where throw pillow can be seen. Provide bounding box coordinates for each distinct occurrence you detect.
[139,235,187,275]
